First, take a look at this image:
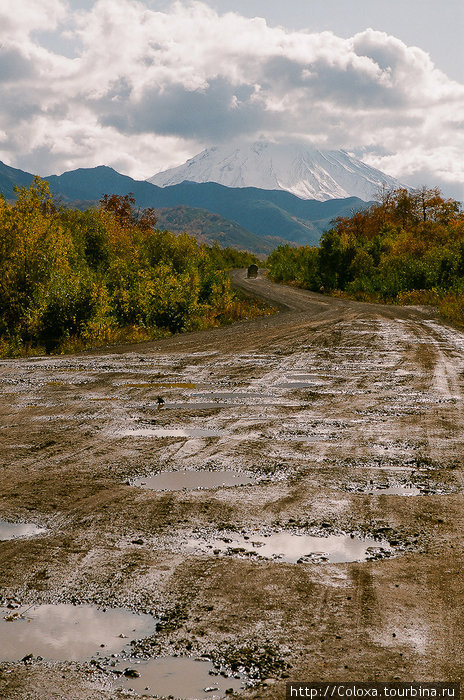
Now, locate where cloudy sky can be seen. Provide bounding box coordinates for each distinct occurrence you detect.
[1,0,463,197]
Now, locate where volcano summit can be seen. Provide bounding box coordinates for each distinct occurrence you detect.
[148,141,404,201]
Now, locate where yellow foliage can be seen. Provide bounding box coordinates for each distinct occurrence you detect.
[0,177,267,356]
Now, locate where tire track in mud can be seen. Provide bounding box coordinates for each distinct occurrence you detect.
[405,319,464,496]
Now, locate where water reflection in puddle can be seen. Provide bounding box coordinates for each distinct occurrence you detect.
[367,484,421,496]
[112,656,246,698]
[133,469,255,491]
[187,531,392,563]
[192,392,264,402]
[0,520,46,540]
[279,382,317,389]
[118,427,222,438]
[288,374,322,381]
[0,604,155,661]
[153,382,197,389]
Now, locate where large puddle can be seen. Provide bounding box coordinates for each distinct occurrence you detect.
[346,481,424,496]
[191,391,264,403]
[118,427,222,438]
[0,520,46,540]
[187,531,393,563]
[111,656,246,698]
[279,381,318,389]
[367,484,421,496]
[133,469,255,491]
[0,604,155,661]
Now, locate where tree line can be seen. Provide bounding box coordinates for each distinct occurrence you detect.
[267,187,464,324]
[0,178,261,356]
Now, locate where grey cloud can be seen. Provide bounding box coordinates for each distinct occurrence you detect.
[97,77,275,140]
[0,46,37,82]
[307,59,406,108]
[264,54,405,109]
[405,167,464,201]
[0,87,42,123]
[16,145,67,176]
[260,55,309,87]
[255,52,408,112]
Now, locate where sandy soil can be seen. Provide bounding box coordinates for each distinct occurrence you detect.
[0,270,463,698]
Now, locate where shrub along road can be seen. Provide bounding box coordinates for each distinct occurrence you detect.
[0,270,463,697]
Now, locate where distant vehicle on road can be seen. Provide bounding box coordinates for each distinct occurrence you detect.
[247,264,258,278]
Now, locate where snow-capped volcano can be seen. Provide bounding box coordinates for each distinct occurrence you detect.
[147,141,404,201]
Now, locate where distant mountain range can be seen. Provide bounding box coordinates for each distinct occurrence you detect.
[0,159,374,254]
[148,141,403,201]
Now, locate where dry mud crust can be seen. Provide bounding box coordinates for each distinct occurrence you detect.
[0,270,464,698]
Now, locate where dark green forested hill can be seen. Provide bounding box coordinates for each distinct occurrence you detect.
[0,161,371,252]
[153,205,285,255]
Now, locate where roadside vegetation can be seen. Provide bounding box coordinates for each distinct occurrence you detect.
[0,177,264,357]
[267,187,464,325]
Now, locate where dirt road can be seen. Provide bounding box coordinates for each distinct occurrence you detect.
[0,270,463,698]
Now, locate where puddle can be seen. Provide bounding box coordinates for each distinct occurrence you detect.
[287,374,325,381]
[119,428,222,438]
[0,604,155,661]
[187,531,393,563]
[192,392,264,402]
[153,382,197,389]
[111,656,246,698]
[279,382,318,389]
[367,484,422,496]
[133,469,255,491]
[0,520,46,540]
[89,397,119,401]
[163,402,223,410]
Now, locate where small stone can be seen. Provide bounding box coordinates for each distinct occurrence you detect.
[124,668,140,678]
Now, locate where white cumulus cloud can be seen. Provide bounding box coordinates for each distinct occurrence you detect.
[0,0,462,197]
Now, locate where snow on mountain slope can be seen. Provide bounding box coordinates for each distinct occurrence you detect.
[147,141,404,201]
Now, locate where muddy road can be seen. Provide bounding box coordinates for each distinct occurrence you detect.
[0,270,463,698]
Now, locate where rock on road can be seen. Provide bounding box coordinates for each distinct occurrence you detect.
[0,270,463,698]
